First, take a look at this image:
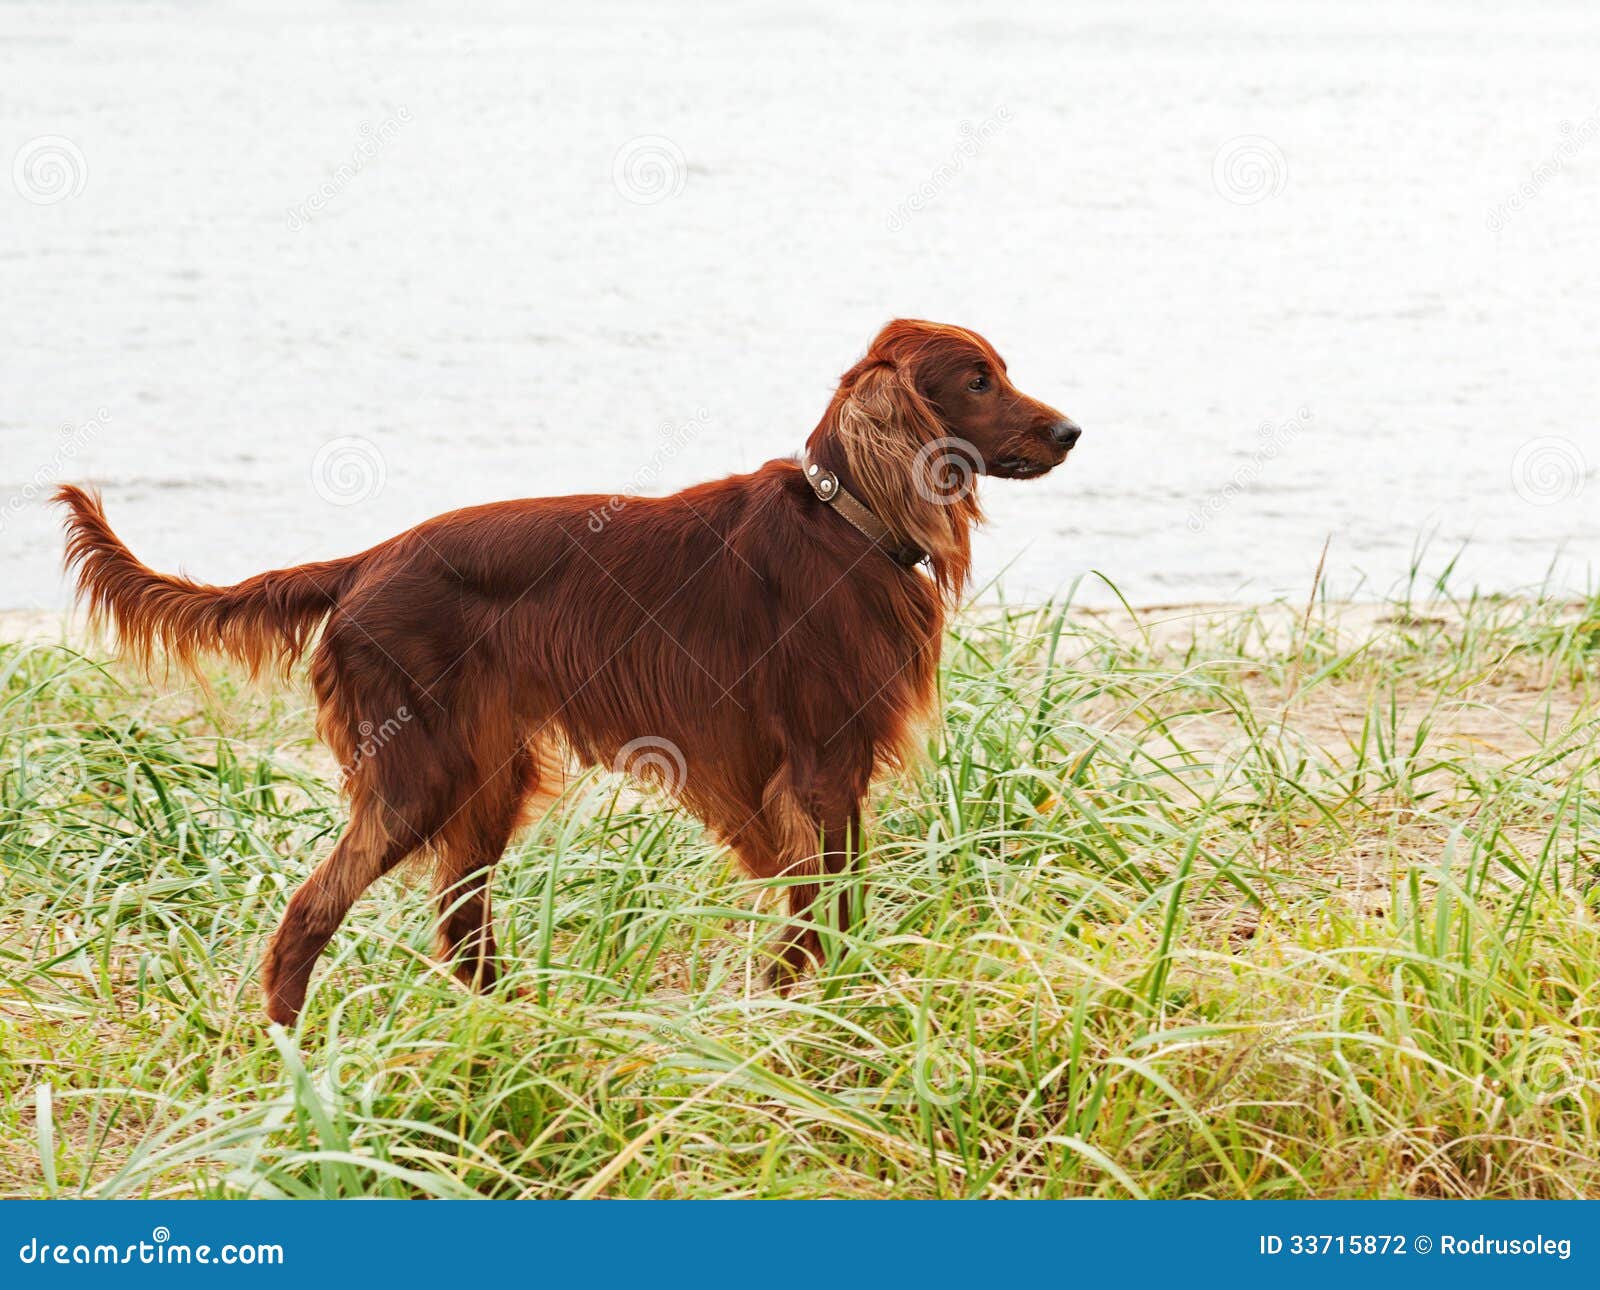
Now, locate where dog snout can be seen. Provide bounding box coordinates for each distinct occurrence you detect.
[1049,419,1082,449]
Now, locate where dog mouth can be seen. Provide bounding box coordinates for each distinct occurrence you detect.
[989,455,1058,479]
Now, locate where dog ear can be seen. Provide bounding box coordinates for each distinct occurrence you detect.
[832,362,980,575]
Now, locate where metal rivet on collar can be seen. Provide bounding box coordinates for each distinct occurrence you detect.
[800,452,928,571]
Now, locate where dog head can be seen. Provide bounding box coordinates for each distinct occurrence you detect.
[868,320,1080,480]
[810,320,1080,596]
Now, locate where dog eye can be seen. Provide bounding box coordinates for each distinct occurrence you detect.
[967,375,989,392]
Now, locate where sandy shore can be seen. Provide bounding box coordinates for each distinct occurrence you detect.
[0,609,81,643]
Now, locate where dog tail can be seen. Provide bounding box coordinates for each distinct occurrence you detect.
[56,484,363,677]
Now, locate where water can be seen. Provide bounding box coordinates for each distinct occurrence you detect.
[4,0,1598,611]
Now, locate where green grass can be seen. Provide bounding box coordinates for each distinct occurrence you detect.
[2,582,1598,1198]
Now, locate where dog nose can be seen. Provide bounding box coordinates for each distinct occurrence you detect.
[1050,420,1082,449]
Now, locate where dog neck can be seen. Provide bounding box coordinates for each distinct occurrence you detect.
[802,417,977,604]
[800,455,927,570]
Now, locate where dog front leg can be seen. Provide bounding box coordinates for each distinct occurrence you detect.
[760,765,867,992]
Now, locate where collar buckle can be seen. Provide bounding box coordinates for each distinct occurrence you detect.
[804,461,839,502]
[801,455,928,571]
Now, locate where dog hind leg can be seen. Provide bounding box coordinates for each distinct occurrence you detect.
[430,755,526,993]
[261,802,416,1025]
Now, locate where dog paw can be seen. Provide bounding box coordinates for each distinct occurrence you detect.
[761,927,821,994]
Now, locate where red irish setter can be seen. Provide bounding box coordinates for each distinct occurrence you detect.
[56,319,1080,1024]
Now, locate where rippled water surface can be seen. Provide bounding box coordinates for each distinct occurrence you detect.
[4,1,1597,608]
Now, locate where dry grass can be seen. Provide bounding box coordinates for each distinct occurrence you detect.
[2,583,1598,1198]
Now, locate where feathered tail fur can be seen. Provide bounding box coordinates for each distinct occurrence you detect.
[55,484,359,677]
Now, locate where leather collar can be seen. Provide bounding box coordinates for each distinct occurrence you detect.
[800,456,927,569]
